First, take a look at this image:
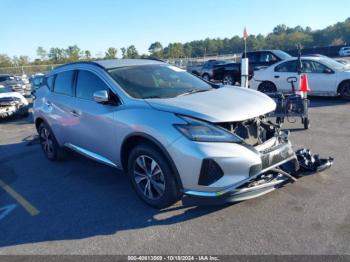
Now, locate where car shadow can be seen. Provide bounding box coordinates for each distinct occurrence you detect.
[0,112,34,125]
[0,137,233,249]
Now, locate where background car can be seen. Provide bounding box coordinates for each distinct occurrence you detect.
[339,46,350,57]
[0,74,27,95]
[0,85,29,118]
[212,50,291,85]
[30,73,45,92]
[250,56,350,100]
[187,60,227,81]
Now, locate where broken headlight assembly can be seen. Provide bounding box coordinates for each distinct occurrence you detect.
[174,115,243,143]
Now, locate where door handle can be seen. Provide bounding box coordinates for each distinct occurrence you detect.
[274,75,280,79]
[45,101,52,106]
[70,110,81,117]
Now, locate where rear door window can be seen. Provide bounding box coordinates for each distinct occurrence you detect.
[275,60,297,72]
[246,53,259,63]
[75,70,109,100]
[309,61,330,74]
[260,52,278,63]
[301,60,314,73]
[54,70,75,96]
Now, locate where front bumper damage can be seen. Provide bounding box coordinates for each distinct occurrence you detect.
[184,118,334,203]
[0,96,29,119]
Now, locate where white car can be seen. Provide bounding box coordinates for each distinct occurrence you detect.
[250,56,350,100]
[0,85,29,118]
[339,47,350,57]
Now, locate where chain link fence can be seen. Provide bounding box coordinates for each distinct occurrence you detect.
[166,53,241,69]
[0,64,61,76]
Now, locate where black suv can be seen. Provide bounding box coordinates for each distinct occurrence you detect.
[212,50,292,85]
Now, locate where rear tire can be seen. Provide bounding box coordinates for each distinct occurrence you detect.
[38,122,65,161]
[128,144,181,208]
[222,73,234,86]
[202,74,210,82]
[258,81,277,93]
[338,81,350,100]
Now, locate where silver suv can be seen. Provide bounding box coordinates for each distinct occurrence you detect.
[33,59,296,208]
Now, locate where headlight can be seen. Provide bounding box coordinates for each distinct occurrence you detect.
[174,115,243,143]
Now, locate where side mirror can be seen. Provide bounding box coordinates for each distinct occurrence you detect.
[93,90,109,104]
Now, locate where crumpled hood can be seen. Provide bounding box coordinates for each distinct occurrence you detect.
[145,86,276,123]
[0,92,28,105]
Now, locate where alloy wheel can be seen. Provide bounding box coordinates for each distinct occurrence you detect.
[133,155,165,200]
[223,75,233,85]
[202,74,210,81]
[40,127,54,158]
[340,85,350,100]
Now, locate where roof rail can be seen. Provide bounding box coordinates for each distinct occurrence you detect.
[53,61,106,70]
[142,57,166,63]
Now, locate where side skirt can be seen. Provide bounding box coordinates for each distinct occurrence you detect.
[64,143,120,169]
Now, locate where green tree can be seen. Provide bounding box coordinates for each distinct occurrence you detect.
[0,54,13,67]
[148,42,163,58]
[84,50,92,60]
[66,45,81,61]
[48,48,65,63]
[105,47,118,59]
[273,24,287,35]
[36,47,47,60]
[121,47,127,58]
[164,43,184,58]
[126,45,139,58]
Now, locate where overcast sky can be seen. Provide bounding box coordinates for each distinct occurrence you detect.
[2,0,349,59]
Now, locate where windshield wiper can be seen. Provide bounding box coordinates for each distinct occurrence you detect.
[176,89,210,97]
[143,95,162,99]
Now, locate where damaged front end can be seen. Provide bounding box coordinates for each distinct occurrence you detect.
[210,116,332,202]
[217,116,298,174]
[0,96,29,119]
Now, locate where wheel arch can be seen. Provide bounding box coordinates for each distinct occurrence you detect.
[337,79,350,94]
[258,81,277,92]
[120,133,183,190]
[35,117,45,132]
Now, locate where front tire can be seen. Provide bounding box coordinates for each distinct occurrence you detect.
[38,122,65,161]
[128,144,181,208]
[338,81,350,100]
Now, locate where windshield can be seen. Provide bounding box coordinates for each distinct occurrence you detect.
[319,57,346,71]
[108,64,212,99]
[273,50,292,60]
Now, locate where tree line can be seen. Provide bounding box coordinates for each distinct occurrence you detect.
[0,18,349,68]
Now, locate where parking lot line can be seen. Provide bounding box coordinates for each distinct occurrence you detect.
[0,178,40,216]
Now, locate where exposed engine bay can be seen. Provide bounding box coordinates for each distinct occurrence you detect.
[217,116,279,146]
[211,115,334,202]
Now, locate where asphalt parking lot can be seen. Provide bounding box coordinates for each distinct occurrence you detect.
[0,97,349,255]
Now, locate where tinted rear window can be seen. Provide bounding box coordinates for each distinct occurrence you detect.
[54,71,74,96]
[275,60,297,72]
